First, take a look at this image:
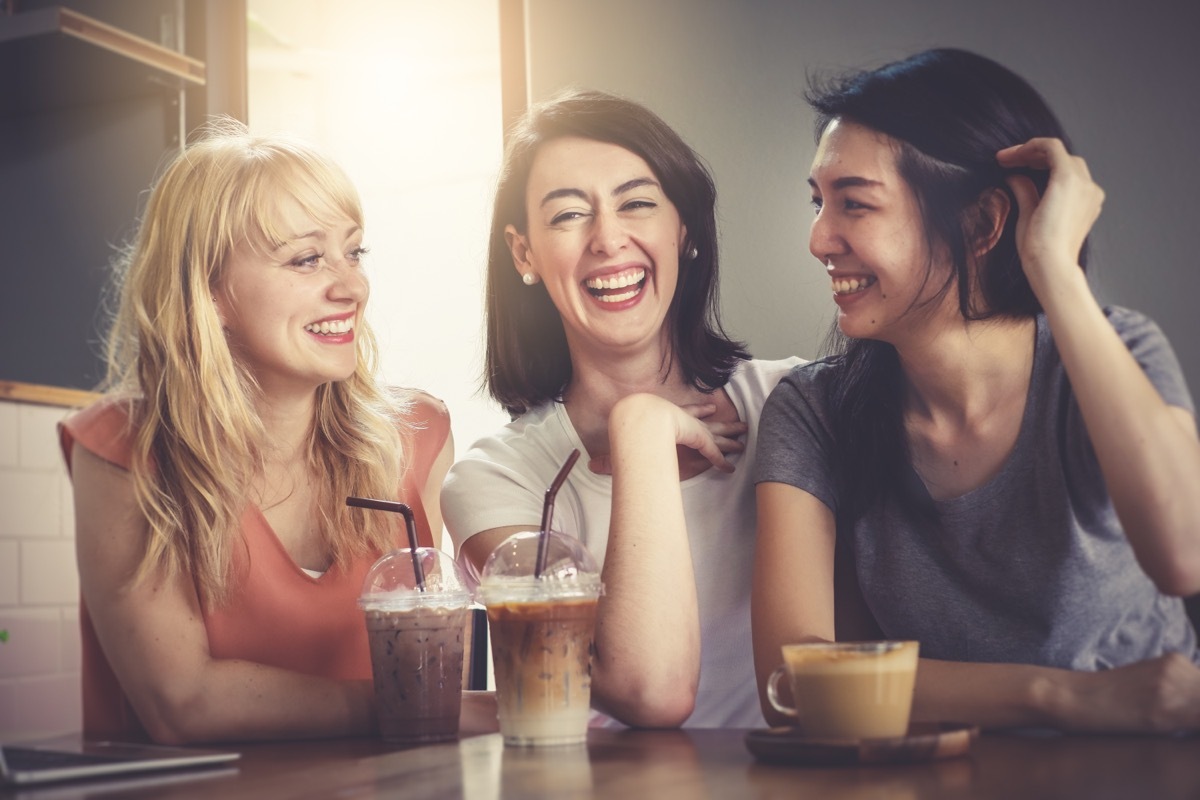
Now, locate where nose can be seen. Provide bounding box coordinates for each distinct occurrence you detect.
[327,256,369,303]
[588,208,629,257]
[808,207,845,264]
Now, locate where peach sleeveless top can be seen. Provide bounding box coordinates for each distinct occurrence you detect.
[59,392,449,739]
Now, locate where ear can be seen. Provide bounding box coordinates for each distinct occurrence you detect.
[970,187,1011,258]
[504,224,533,275]
[210,286,229,328]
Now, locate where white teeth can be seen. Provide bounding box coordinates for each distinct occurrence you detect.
[305,318,354,335]
[597,288,640,303]
[585,268,646,291]
[832,277,877,295]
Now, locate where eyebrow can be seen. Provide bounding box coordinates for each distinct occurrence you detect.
[271,224,361,252]
[807,176,885,191]
[539,177,661,208]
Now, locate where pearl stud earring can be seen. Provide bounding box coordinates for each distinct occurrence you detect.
[522,273,537,286]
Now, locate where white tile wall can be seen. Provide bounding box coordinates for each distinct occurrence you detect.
[0,399,81,740]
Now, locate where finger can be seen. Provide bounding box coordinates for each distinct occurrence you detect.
[702,446,736,473]
[587,455,613,476]
[705,421,749,439]
[1004,173,1040,220]
[996,137,1071,170]
[676,428,736,472]
[681,403,719,420]
[711,436,747,456]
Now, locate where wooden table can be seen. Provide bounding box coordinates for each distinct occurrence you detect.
[7,728,1200,799]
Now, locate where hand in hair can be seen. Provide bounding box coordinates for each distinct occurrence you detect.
[997,137,1105,288]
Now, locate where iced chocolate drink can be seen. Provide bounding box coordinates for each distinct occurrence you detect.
[487,597,598,746]
[366,604,470,744]
[358,546,473,745]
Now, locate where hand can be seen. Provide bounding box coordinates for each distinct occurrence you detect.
[1058,653,1200,734]
[589,396,747,476]
[996,137,1104,286]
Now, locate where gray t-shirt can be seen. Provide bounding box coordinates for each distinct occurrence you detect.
[755,307,1197,669]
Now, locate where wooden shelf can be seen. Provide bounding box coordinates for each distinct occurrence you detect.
[0,5,205,114]
[0,381,100,408]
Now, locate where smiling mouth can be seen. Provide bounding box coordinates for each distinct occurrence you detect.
[304,318,354,335]
[584,267,647,304]
[832,276,877,296]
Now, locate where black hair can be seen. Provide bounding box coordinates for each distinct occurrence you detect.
[807,48,1086,525]
[483,88,748,416]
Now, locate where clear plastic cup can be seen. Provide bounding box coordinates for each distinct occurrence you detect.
[477,530,603,747]
[358,548,472,745]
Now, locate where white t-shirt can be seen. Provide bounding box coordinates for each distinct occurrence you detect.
[443,357,803,728]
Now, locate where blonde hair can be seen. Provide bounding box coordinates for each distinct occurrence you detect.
[104,117,411,604]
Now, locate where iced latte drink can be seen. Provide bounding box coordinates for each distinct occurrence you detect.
[479,530,602,747]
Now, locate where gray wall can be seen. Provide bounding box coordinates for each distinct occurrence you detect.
[523,0,1200,394]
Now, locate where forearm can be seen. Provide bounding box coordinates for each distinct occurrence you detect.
[1036,266,1200,593]
[911,659,1061,730]
[135,660,376,744]
[591,398,700,727]
[915,654,1200,734]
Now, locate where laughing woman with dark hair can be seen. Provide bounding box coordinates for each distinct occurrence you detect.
[753,48,1200,733]
[443,89,801,728]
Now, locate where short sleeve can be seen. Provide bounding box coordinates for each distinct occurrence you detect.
[753,360,840,514]
[1106,306,1194,414]
[441,439,546,554]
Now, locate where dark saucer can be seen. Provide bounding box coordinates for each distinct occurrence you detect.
[745,721,978,766]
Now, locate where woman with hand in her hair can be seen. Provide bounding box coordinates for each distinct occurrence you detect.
[443,89,802,728]
[753,48,1200,733]
[61,119,494,743]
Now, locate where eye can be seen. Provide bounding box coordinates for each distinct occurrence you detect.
[347,246,369,265]
[621,199,657,212]
[549,210,589,226]
[289,252,324,270]
[810,195,823,213]
[843,199,869,211]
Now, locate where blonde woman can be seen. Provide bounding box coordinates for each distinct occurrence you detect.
[60,120,494,743]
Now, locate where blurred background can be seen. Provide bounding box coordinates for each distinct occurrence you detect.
[2,0,1196,739]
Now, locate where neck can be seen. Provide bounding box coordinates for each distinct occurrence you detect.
[896,316,1036,423]
[256,387,320,463]
[560,336,702,457]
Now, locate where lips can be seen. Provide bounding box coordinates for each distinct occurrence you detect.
[831,276,877,296]
[304,315,355,336]
[583,266,647,304]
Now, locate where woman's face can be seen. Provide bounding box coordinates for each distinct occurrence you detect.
[808,119,951,343]
[215,196,368,399]
[506,136,688,361]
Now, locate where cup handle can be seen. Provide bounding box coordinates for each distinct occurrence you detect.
[765,665,797,718]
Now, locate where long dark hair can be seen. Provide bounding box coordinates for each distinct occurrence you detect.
[484,88,748,416]
[808,48,1088,525]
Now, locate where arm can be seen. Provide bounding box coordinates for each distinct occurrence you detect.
[591,393,742,728]
[458,500,698,730]
[452,394,742,728]
[752,482,836,725]
[999,139,1200,595]
[754,482,1200,732]
[74,443,375,744]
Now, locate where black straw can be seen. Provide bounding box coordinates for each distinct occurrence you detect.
[535,449,580,578]
[346,496,426,591]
